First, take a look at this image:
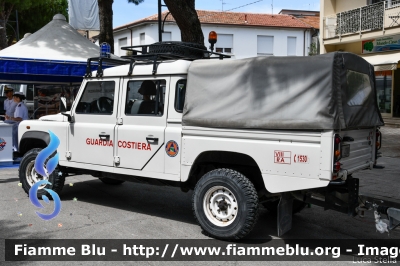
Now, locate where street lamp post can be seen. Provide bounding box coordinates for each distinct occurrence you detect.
[0,23,19,41]
[0,22,18,42]
[158,0,168,42]
[0,10,20,43]
[15,10,20,41]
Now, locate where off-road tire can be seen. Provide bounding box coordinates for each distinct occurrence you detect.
[192,168,259,240]
[149,41,207,59]
[99,177,125,185]
[262,199,307,214]
[19,148,65,198]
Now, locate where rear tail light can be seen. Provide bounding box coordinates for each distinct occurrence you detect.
[376,130,382,150]
[334,161,341,171]
[334,134,342,162]
[333,134,342,178]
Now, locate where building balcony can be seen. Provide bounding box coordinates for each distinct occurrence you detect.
[323,1,400,44]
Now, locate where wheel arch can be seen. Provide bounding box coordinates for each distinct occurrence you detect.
[183,150,266,193]
[19,131,49,156]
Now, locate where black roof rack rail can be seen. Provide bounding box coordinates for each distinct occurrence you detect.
[123,52,203,76]
[122,42,231,76]
[121,42,230,60]
[85,42,231,77]
[85,57,130,78]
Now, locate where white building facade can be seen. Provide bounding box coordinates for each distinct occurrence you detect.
[113,10,316,59]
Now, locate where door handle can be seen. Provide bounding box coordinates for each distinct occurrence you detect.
[146,137,159,144]
[99,133,110,140]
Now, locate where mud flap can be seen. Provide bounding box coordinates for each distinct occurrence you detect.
[277,193,293,237]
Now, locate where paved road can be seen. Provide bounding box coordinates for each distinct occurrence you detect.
[380,126,400,158]
[0,127,399,265]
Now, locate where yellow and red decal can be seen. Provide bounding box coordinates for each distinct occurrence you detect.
[165,140,179,157]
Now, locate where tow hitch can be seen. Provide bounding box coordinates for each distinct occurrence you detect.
[359,194,400,234]
[277,179,400,237]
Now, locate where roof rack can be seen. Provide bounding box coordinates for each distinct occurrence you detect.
[85,42,231,77]
[85,57,130,78]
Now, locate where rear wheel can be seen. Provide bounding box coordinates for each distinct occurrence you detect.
[19,148,65,198]
[192,168,259,240]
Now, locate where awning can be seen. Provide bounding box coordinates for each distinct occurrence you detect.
[361,52,400,71]
[0,57,96,83]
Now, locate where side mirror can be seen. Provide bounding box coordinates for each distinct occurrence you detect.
[61,112,74,123]
[60,97,67,112]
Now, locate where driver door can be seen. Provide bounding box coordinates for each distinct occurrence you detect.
[67,79,120,167]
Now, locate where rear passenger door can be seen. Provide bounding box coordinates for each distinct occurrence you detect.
[116,77,168,171]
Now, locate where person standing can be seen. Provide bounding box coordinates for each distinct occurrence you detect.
[5,92,29,151]
[3,86,17,119]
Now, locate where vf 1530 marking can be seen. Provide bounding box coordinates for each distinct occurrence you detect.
[274,150,291,164]
[294,154,309,164]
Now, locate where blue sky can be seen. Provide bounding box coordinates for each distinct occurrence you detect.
[113,0,321,27]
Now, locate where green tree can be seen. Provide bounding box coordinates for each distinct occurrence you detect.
[0,0,66,49]
[7,0,68,46]
[97,0,142,54]
[0,0,37,49]
[163,0,204,45]
[308,42,318,56]
[127,0,145,4]
[127,0,204,45]
[98,0,115,54]
[100,0,205,54]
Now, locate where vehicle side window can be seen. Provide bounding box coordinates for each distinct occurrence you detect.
[125,80,165,116]
[75,81,115,114]
[175,79,187,113]
[346,70,372,106]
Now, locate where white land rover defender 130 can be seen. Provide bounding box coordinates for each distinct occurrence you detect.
[17,42,400,239]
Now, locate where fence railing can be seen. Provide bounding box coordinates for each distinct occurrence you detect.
[387,0,400,9]
[323,1,400,39]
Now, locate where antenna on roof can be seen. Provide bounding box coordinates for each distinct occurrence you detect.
[271,0,273,14]
[220,0,227,11]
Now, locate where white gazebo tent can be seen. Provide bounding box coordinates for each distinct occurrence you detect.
[0,14,103,83]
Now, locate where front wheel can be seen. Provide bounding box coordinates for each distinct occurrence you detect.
[19,148,65,198]
[192,169,259,240]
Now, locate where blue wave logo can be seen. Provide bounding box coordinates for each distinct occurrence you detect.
[29,130,61,220]
[34,131,60,178]
[29,180,62,220]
